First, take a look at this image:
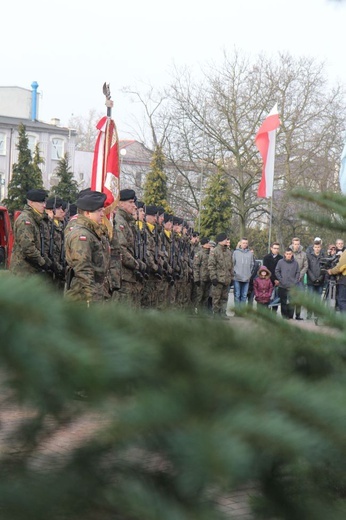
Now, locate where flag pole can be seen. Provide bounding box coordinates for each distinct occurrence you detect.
[267,196,273,253]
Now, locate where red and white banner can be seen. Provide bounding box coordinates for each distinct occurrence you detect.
[91,116,120,208]
[255,104,280,198]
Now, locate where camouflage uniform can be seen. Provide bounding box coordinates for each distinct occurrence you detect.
[112,208,143,308]
[161,229,175,307]
[64,215,111,302]
[171,232,184,307]
[190,240,200,306]
[141,221,163,308]
[193,246,211,310]
[208,244,233,316]
[42,214,65,288]
[10,204,52,276]
[64,215,79,237]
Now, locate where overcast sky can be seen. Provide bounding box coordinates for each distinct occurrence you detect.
[2,0,345,138]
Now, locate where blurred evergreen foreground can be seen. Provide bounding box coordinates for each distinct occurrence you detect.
[2,273,346,519]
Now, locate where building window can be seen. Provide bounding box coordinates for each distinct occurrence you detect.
[51,137,64,160]
[0,133,6,155]
[27,134,37,154]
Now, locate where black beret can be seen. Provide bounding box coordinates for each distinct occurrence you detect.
[69,203,77,217]
[216,232,228,243]
[61,201,68,210]
[45,197,64,210]
[173,216,183,225]
[164,213,173,223]
[120,189,136,202]
[156,206,165,215]
[192,232,200,237]
[200,237,209,245]
[145,205,158,216]
[78,188,91,198]
[135,200,145,209]
[26,189,47,202]
[76,191,107,211]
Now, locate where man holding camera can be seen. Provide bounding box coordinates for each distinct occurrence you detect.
[327,249,346,312]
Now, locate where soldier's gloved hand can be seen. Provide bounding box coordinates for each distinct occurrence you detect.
[137,260,146,273]
[195,280,201,287]
[174,272,181,280]
[41,257,53,273]
[54,262,65,279]
[157,265,163,276]
[134,270,144,282]
[212,278,218,286]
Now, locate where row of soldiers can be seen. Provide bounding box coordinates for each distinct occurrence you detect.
[9,187,233,317]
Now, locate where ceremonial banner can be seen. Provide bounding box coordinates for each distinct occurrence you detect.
[91,115,120,208]
[256,104,280,198]
[339,140,346,194]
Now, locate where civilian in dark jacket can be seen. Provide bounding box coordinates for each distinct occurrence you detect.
[275,248,300,319]
[263,242,283,313]
[306,242,325,320]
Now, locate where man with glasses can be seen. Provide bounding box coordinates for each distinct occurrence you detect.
[262,242,283,313]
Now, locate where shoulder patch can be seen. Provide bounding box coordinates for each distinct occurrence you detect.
[79,235,87,241]
[119,225,124,230]
[25,221,31,225]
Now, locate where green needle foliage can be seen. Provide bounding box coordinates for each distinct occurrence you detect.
[1,271,346,519]
[143,145,172,212]
[3,124,43,212]
[51,153,79,202]
[199,166,232,239]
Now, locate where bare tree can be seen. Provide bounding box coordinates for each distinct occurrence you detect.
[68,109,103,151]
[164,50,346,237]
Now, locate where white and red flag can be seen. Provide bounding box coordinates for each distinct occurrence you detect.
[255,104,280,198]
[91,115,120,209]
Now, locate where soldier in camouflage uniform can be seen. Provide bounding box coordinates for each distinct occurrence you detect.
[208,232,233,319]
[43,196,66,288]
[171,217,184,308]
[178,221,192,309]
[140,205,164,308]
[190,232,200,307]
[161,213,175,307]
[10,189,54,277]
[193,237,212,312]
[64,191,111,303]
[112,189,145,308]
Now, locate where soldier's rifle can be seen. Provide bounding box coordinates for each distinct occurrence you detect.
[133,207,147,282]
[60,202,69,271]
[153,211,164,280]
[48,196,57,261]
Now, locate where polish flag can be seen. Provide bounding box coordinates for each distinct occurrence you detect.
[91,116,120,208]
[256,104,280,198]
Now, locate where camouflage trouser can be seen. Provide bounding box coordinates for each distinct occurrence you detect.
[112,280,142,309]
[141,277,161,309]
[190,282,198,307]
[174,280,184,309]
[196,281,212,309]
[211,283,229,314]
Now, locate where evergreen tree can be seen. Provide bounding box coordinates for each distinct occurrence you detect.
[199,166,232,238]
[143,145,172,212]
[51,153,79,202]
[32,144,44,189]
[3,123,38,213]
